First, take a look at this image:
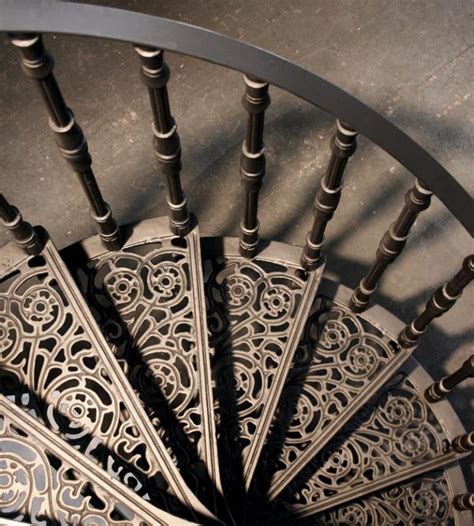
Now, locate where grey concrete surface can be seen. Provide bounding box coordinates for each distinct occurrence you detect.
[1,0,473,485]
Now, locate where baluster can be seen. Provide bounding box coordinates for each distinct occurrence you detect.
[453,493,474,511]
[134,46,190,236]
[9,34,123,251]
[398,255,474,348]
[425,355,474,402]
[239,75,271,258]
[349,179,432,312]
[301,120,358,270]
[0,193,43,255]
[452,431,474,453]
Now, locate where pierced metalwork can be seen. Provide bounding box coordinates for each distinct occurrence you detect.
[203,245,324,496]
[317,474,456,526]
[134,46,190,236]
[399,255,474,348]
[239,75,271,258]
[0,394,196,525]
[301,120,358,270]
[0,194,42,255]
[349,178,432,312]
[9,34,123,251]
[265,296,411,500]
[66,218,221,509]
[274,373,472,521]
[426,355,474,402]
[0,234,212,520]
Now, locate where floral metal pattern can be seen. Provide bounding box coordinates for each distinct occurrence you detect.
[0,394,191,525]
[71,227,219,504]
[267,296,400,497]
[0,239,209,519]
[317,474,454,525]
[203,255,322,492]
[280,373,448,518]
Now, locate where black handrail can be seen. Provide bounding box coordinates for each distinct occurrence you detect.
[1,0,472,235]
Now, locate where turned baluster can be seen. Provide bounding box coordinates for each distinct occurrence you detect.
[425,355,474,402]
[349,179,432,312]
[453,493,474,511]
[398,255,474,348]
[452,432,474,453]
[239,75,271,258]
[301,120,358,270]
[134,46,190,236]
[0,194,43,255]
[9,34,123,251]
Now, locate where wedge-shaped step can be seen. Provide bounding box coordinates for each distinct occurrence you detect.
[267,295,412,498]
[65,218,221,507]
[0,394,197,525]
[272,369,472,523]
[312,473,457,525]
[0,235,213,521]
[202,238,325,493]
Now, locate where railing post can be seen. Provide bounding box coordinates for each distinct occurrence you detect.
[9,34,123,251]
[453,493,474,511]
[134,46,191,236]
[301,120,358,270]
[425,355,474,402]
[239,75,271,258]
[349,178,432,312]
[0,194,43,255]
[398,255,474,348]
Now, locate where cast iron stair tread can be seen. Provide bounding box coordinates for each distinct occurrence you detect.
[268,367,469,523]
[0,393,199,525]
[0,233,215,523]
[63,217,222,511]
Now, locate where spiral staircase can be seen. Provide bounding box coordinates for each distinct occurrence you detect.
[0,2,473,525]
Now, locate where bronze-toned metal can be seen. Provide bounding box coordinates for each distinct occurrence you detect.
[349,178,432,312]
[239,75,271,258]
[8,33,123,251]
[454,493,474,511]
[271,373,473,522]
[0,227,214,521]
[426,355,474,402]
[398,255,474,348]
[65,218,223,512]
[301,120,359,270]
[0,394,198,525]
[0,194,42,255]
[134,46,191,236]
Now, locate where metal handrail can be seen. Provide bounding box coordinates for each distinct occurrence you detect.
[1,0,472,235]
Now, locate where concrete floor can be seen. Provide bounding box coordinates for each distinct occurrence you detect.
[1,0,473,484]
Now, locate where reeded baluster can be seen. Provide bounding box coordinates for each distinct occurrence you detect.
[9,34,123,251]
[398,255,474,348]
[349,179,432,312]
[453,493,474,511]
[426,355,474,402]
[0,193,42,255]
[239,75,270,258]
[301,120,358,270]
[134,46,190,236]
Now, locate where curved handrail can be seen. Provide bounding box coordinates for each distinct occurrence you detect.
[1,0,472,236]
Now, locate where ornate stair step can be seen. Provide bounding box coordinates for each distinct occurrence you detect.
[0,393,198,525]
[64,217,222,511]
[201,237,325,500]
[0,233,214,522]
[271,367,472,523]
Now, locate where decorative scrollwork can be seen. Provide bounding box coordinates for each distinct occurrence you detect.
[317,474,453,525]
[72,227,219,505]
[204,254,321,496]
[279,373,448,519]
[0,240,206,519]
[267,297,398,498]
